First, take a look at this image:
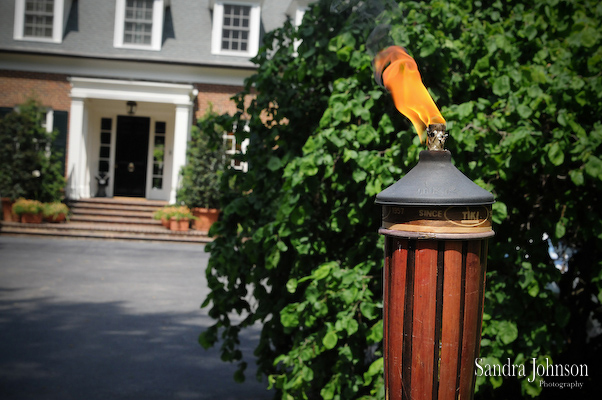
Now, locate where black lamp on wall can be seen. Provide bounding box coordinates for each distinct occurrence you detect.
[126,101,137,115]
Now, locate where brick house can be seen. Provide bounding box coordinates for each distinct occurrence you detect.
[0,0,312,203]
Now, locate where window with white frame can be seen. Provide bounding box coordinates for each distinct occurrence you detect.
[13,0,67,43]
[211,1,261,57]
[24,0,54,38]
[114,0,165,51]
[124,0,154,45]
[223,132,249,172]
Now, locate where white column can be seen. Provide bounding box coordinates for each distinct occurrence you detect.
[169,104,192,204]
[66,97,86,199]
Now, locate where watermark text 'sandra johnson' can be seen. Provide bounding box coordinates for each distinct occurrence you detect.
[475,358,588,388]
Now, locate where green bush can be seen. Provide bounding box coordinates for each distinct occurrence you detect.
[200,1,602,399]
[0,98,65,202]
[177,108,227,209]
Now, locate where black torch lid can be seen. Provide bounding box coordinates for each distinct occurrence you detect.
[375,150,494,206]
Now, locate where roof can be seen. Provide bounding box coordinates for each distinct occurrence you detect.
[0,0,305,69]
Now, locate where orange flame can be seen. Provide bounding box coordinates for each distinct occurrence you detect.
[374,46,445,142]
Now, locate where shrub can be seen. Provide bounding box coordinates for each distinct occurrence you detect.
[0,98,65,202]
[177,108,227,209]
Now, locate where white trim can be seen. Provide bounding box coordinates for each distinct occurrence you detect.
[13,0,69,44]
[114,0,165,51]
[66,97,89,199]
[69,77,196,105]
[0,53,254,86]
[211,1,261,58]
[170,104,192,204]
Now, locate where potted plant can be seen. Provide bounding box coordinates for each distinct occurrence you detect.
[12,198,44,223]
[153,205,179,228]
[169,206,195,232]
[42,202,69,223]
[1,197,14,221]
[177,110,227,232]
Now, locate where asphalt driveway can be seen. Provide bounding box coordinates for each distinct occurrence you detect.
[0,236,272,400]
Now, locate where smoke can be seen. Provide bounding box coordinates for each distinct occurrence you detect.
[328,0,398,56]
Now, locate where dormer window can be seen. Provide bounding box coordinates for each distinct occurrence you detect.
[221,5,250,52]
[211,1,261,57]
[13,0,68,43]
[124,0,154,45]
[24,0,54,38]
[114,0,165,51]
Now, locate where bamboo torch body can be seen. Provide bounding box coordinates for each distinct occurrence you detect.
[377,148,494,400]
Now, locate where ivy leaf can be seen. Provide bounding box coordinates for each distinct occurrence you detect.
[267,156,282,171]
[548,142,564,166]
[569,169,584,186]
[492,76,511,96]
[555,220,566,239]
[360,301,377,320]
[286,278,298,293]
[497,321,518,345]
[585,155,602,180]
[492,201,508,224]
[323,330,338,350]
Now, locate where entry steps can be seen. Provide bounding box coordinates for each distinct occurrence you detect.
[0,197,211,244]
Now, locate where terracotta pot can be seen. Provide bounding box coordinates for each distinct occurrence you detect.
[1,198,14,221]
[161,217,170,228]
[191,208,220,231]
[21,212,43,224]
[170,218,190,232]
[45,213,66,223]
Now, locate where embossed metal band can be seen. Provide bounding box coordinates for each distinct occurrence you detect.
[381,205,493,234]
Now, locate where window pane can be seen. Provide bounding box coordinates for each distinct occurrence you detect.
[101,118,112,131]
[99,161,109,172]
[155,121,166,133]
[221,4,251,52]
[100,146,110,158]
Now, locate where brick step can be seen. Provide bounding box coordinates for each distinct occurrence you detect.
[69,207,158,219]
[70,203,163,213]
[0,221,210,243]
[69,215,161,225]
[73,197,168,208]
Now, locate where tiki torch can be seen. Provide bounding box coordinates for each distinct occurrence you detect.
[374,47,495,400]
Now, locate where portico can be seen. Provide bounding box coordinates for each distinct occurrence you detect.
[67,77,197,204]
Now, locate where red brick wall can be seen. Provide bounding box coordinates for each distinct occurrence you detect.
[0,70,71,111]
[194,82,256,121]
[0,71,251,120]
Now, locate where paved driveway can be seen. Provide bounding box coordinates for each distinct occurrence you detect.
[0,236,272,400]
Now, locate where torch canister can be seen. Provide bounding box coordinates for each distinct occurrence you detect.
[376,130,494,400]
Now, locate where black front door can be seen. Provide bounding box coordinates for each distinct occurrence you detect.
[114,116,150,197]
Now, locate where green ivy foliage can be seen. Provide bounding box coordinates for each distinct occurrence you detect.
[199,1,602,398]
[0,98,65,202]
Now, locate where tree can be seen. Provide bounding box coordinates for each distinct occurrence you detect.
[199,1,602,398]
[0,98,65,202]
